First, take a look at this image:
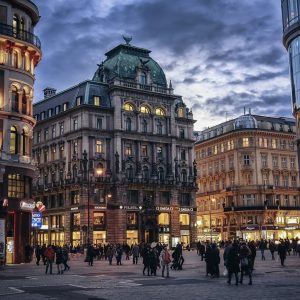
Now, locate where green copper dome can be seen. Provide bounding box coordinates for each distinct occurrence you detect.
[93,39,167,87]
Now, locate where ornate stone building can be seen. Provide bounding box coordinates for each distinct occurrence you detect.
[195,113,300,241]
[32,38,197,247]
[0,0,41,264]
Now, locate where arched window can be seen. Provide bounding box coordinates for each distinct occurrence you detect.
[181,149,186,160]
[140,72,147,85]
[25,52,30,72]
[157,121,163,134]
[142,119,148,133]
[140,105,150,114]
[142,166,149,180]
[13,15,19,37]
[11,86,19,112]
[181,169,187,182]
[73,164,77,179]
[179,128,185,139]
[126,165,134,180]
[123,102,134,111]
[10,126,18,154]
[21,127,29,155]
[22,90,27,114]
[20,18,25,32]
[155,107,166,116]
[125,117,132,131]
[13,51,19,68]
[158,167,164,181]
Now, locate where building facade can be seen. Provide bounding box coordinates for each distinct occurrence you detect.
[195,113,300,241]
[32,38,197,248]
[282,0,300,168]
[0,0,41,264]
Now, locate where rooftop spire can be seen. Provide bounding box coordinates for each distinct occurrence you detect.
[123,35,132,45]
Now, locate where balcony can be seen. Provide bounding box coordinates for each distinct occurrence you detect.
[0,23,41,49]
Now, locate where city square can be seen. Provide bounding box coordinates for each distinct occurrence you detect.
[1,0,300,299]
[1,250,300,299]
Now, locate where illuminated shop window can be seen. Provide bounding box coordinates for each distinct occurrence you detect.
[158,213,170,225]
[127,212,138,225]
[179,214,190,226]
[93,212,105,225]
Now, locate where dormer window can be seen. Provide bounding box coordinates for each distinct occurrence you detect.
[55,106,60,115]
[63,102,68,111]
[124,102,134,111]
[94,96,101,106]
[140,72,147,85]
[76,97,82,106]
[178,107,184,118]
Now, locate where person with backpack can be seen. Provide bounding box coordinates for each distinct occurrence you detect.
[160,245,171,277]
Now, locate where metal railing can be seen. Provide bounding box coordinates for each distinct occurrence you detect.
[0,23,41,49]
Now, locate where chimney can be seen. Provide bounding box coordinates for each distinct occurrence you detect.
[249,108,251,115]
[43,87,56,99]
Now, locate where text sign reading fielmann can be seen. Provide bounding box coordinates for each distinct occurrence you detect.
[32,212,42,228]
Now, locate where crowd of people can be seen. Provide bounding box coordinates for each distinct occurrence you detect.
[28,237,299,283]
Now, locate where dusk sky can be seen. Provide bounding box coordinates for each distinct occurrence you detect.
[33,0,290,130]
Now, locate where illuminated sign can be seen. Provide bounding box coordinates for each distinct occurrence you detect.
[119,205,142,210]
[156,206,173,211]
[32,212,42,228]
[20,200,35,211]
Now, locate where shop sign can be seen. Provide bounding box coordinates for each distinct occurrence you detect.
[211,228,221,233]
[156,206,173,211]
[286,218,299,224]
[0,219,5,263]
[20,200,35,211]
[120,205,142,210]
[180,230,190,235]
[94,206,107,210]
[240,226,260,231]
[32,212,42,228]
[261,226,279,230]
[284,226,299,230]
[179,207,195,212]
[70,207,79,211]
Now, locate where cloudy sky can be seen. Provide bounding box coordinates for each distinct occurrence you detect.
[33,0,290,130]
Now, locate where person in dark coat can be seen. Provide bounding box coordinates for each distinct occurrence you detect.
[269,240,276,260]
[248,241,256,271]
[149,248,158,276]
[239,242,252,285]
[227,241,240,285]
[62,246,70,271]
[143,246,151,276]
[87,244,95,266]
[205,244,213,277]
[35,245,42,265]
[278,241,287,266]
[199,242,206,261]
[211,243,220,278]
[56,247,64,274]
[115,244,123,265]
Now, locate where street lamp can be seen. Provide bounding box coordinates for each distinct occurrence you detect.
[209,196,215,243]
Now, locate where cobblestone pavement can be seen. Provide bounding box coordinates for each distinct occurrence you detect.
[0,250,299,299]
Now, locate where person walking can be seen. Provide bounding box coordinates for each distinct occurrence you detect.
[160,246,171,278]
[269,240,276,260]
[132,243,139,264]
[87,244,95,266]
[142,246,151,276]
[223,241,231,275]
[248,241,256,271]
[278,241,287,266]
[62,246,70,271]
[56,247,64,275]
[115,244,123,265]
[259,239,266,260]
[239,242,252,285]
[44,245,55,275]
[35,245,42,266]
[106,245,114,265]
[227,241,240,285]
[211,243,220,278]
[199,242,205,261]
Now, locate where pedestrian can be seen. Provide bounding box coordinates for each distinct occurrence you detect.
[259,239,266,260]
[106,245,114,265]
[278,241,287,266]
[223,241,231,274]
[35,245,42,266]
[205,243,213,276]
[41,244,47,265]
[211,243,220,278]
[227,241,240,285]
[115,244,123,265]
[56,247,64,275]
[199,242,205,261]
[87,244,95,266]
[62,246,70,271]
[269,240,275,260]
[149,248,157,276]
[132,243,139,264]
[239,242,252,285]
[160,245,171,278]
[143,246,151,276]
[44,245,55,275]
[248,241,256,271]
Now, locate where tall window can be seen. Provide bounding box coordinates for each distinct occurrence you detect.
[157,121,163,134]
[63,102,68,111]
[243,154,250,166]
[140,72,147,85]
[73,141,78,155]
[261,155,267,167]
[290,157,296,169]
[94,96,101,106]
[11,86,19,112]
[76,97,81,106]
[242,137,249,147]
[179,128,185,139]
[10,126,18,154]
[125,117,132,131]
[72,213,80,225]
[73,117,78,130]
[59,122,64,135]
[181,169,187,182]
[281,157,287,168]
[13,15,19,36]
[158,213,170,225]
[13,51,19,68]
[271,139,277,149]
[22,90,27,114]
[178,107,184,118]
[155,107,165,116]
[97,118,102,129]
[8,174,24,198]
[126,166,134,180]
[272,156,278,167]
[158,167,164,181]
[142,119,148,133]
[181,149,186,160]
[157,146,162,158]
[125,144,132,156]
[71,190,80,205]
[142,166,149,180]
[141,145,148,156]
[274,175,280,187]
[180,214,190,225]
[94,212,105,225]
[52,125,56,138]
[21,128,29,155]
[95,140,103,153]
[127,212,138,225]
[44,129,48,141]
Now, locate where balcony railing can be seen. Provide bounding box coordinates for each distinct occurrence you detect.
[0,23,41,49]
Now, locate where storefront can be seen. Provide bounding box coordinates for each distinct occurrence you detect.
[93,209,106,244]
[240,225,260,241]
[158,211,170,245]
[126,230,138,244]
[278,226,300,239]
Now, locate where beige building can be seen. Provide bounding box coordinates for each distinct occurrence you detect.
[0,0,41,264]
[195,113,300,242]
[32,39,197,248]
